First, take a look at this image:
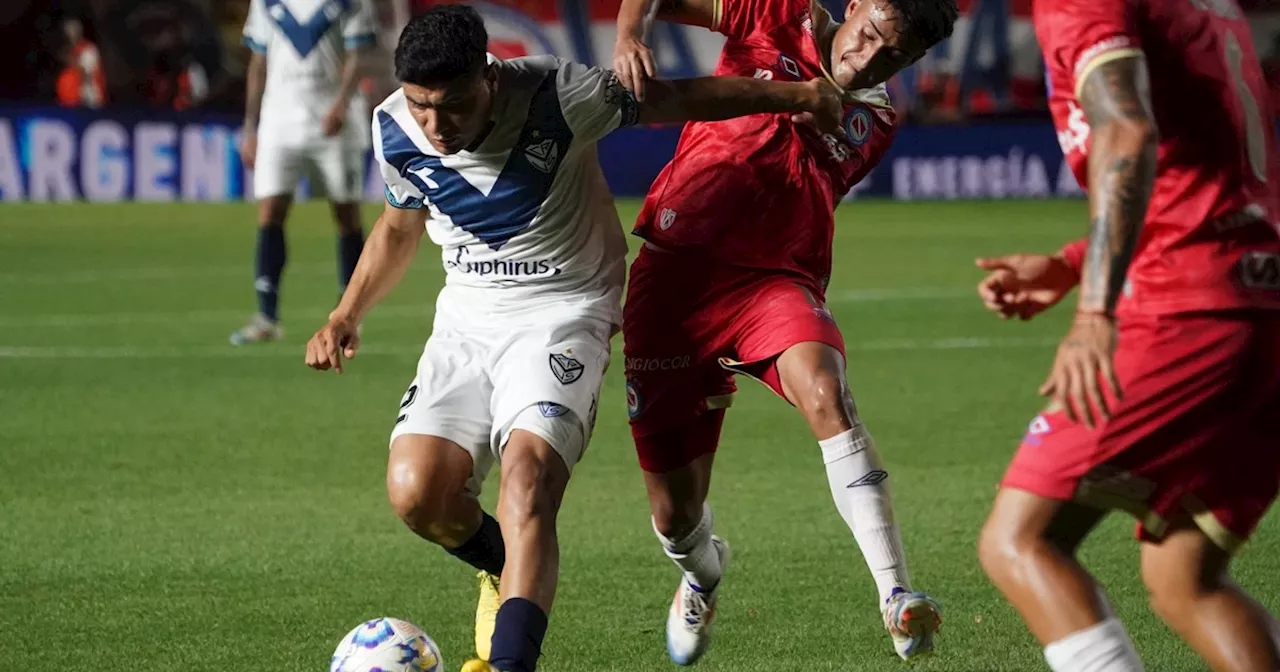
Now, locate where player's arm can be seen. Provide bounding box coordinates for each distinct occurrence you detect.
[637,75,844,134]
[307,203,426,373]
[322,47,372,136]
[614,0,716,99]
[1075,55,1157,317]
[332,203,426,326]
[239,51,267,169]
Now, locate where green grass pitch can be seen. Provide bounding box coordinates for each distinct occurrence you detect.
[1,200,1275,671]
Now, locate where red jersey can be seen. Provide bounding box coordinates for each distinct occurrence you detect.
[1038,0,1280,316]
[634,0,897,286]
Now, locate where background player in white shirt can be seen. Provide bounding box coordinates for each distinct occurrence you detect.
[303,6,845,671]
[233,0,378,345]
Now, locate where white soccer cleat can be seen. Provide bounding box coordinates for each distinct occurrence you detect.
[665,536,730,666]
[883,589,942,660]
[229,313,282,346]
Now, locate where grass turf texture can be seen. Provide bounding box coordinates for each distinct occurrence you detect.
[1,200,1276,672]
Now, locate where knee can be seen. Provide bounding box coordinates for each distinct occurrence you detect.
[978,515,1032,585]
[1141,559,1220,624]
[386,451,471,546]
[651,498,703,541]
[498,437,567,527]
[790,368,853,430]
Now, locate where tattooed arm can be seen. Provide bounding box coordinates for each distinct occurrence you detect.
[1076,55,1158,316]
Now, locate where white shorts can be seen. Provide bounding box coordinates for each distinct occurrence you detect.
[389,287,617,496]
[253,133,365,203]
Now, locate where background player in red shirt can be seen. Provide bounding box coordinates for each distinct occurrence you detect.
[614,0,957,664]
[973,0,1280,670]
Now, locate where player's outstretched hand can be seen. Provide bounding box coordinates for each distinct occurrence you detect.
[239,132,258,171]
[305,315,360,374]
[791,78,847,141]
[613,35,656,102]
[975,254,1077,321]
[321,105,346,137]
[1040,313,1121,430]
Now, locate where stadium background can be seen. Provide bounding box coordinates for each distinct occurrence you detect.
[2,0,1279,204]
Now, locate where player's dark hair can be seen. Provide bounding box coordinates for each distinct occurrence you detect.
[395,5,488,85]
[886,0,959,50]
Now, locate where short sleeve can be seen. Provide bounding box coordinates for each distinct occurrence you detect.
[556,61,639,143]
[373,111,426,210]
[1035,0,1143,99]
[342,0,377,51]
[242,0,270,54]
[712,0,802,40]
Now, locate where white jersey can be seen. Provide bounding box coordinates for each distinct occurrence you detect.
[243,0,375,144]
[373,56,636,307]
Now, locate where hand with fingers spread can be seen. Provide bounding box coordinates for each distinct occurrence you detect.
[975,253,1078,321]
[1041,312,1121,429]
[790,78,848,140]
[613,34,657,101]
[305,313,361,373]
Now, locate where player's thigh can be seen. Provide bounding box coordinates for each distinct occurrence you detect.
[623,247,737,453]
[252,137,306,201]
[721,276,846,401]
[1139,511,1232,603]
[390,332,497,499]
[488,316,614,475]
[980,488,1107,561]
[311,139,365,205]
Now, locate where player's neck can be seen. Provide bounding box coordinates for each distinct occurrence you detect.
[810,1,842,89]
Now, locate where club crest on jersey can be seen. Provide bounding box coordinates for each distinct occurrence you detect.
[844,106,873,146]
[659,208,677,231]
[524,135,561,174]
[550,352,584,384]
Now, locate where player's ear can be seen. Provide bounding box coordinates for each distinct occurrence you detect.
[845,0,861,20]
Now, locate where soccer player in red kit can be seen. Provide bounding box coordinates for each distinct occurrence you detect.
[613,0,957,663]
[973,0,1280,670]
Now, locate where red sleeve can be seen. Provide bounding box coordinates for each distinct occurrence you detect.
[847,103,897,186]
[1034,0,1143,98]
[712,0,803,40]
[1057,238,1088,274]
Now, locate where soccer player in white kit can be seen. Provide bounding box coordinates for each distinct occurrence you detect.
[303,6,846,671]
[233,0,378,345]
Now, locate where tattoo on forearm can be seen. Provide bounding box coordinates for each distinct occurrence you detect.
[1078,57,1157,313]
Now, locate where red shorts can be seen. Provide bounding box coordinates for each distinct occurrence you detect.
[1003,311,1280,552]
[623,245,844,473]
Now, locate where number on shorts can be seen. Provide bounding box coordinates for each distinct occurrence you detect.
[399,384,419,410]
[1223,30,1268,183]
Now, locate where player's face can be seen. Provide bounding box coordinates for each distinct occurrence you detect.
[831,0,923,90]
[402,65,498,155]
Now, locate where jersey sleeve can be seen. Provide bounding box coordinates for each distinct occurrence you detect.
[1035,0,1143,99]
[372,113,426,210]
[556,60,640,144]
[242,0,270,54]
[342,0,378,51]
[712,0,801,40]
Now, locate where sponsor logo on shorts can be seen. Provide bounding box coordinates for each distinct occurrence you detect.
[625,355,691,372]
[538,401,569,418]
[846,470,888,488]
[626,379,641,418]
[1238,251,1280,290]
[549,352,584,385]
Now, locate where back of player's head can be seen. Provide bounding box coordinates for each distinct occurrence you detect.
[885,0,959,50]
[395,4,488,86]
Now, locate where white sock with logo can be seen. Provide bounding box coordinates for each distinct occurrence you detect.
[653,503,722,592]
[1044,618,1144,672]
[820,424,910,604]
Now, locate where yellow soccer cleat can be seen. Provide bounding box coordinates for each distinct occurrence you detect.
[460,660,495,672]
[475,571,501,660]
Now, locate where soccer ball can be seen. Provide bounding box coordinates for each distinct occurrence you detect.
[330,618,443,672]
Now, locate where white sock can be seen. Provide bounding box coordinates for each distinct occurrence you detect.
[1044,618,1144,672]
[653,504,722,591]
[820,424,910,604]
